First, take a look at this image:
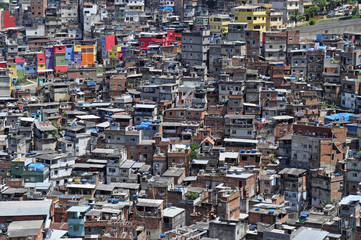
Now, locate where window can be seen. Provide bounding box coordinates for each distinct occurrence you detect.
[73,226,79,231]
[247,16,252,20]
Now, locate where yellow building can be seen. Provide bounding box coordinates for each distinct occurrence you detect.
[233,5,267,33]
[74,44,82,53]
[108,45,123,59]
[209,15,232,34]
[267,11,284,30]
[37,63,46,71]
[6,63,17,80]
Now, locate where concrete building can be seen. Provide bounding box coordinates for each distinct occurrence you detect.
[181,30,210,67]
[279,168,307,213]
[209,218,247,240]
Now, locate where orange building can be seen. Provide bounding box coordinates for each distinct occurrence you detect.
[81,44,96,66]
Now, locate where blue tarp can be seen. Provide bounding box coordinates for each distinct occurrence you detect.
[87,81,96,86]
[325,113,354,122]
[136,121,152,130]
[28,163,44,171]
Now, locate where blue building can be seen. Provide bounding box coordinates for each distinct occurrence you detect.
[67,205,91,237]
[66,45,74,65]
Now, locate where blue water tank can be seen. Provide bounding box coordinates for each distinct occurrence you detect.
[133,194,138,199]
[107,198,113,203]
[112,199,119,204]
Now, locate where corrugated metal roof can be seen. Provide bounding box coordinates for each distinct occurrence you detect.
[293,228,329,240]
[0,199,52,216]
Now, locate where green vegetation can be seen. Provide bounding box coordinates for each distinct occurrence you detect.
[51,129,58,136]
[269,154,277,164]
[188,143,200,162]
[320,199,338,208]
[305,6,320,19]
[299,16,354,26]
[187,191,199,200]
[96,67,104,73]
[309,18,316,25]
[313,0,327,11]
[352,6,360,19]
[289,10,305,24]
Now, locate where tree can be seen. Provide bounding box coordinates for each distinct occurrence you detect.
[308,5,320,18]
[188,143,200,161]
[289,10,305,25]
[51,129,58,136]
[309,18,316,25]
[190,143,200,151]
[188,151,198,161]
[313,0,327,11]
[352,6,360,19]
[328,0,340,11]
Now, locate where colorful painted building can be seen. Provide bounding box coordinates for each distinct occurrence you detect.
[37,53,46,71]
[6,62,17,85]
[233,5,267,33]
[166,30,182,50]
[100,35,116,58]
[108,45,123,59]
[15,57,25,81]
[38,69,54,86]
[209,15,231,34]
[81,44,96,66]
[1,10,16,29]
[45,47,55,70]
[66,45,74,65]
[73,45,82,66]
[54,45,68,73]
[140,30,182,51]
